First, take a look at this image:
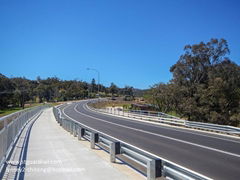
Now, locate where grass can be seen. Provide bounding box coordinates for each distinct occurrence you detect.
[89,100,134,109]
[48,102,63,107]
[0,101,64,119]
[0,107,24,118]
[167,111,181,118]
[0,122,3,130]
[0,103,44,118]
[0,102,63,130]
[0,108,23,130]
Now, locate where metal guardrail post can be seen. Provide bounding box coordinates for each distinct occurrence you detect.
[65,120,67,130]
[110,142,120,163]
[59,117,62,126]
[90,132,99,149]
[58,113,61,126]
[147,160,155,180]
[70,121,73,135]
[70,121,72,133]
[3,118,9,164]
[73,123,77,137]
[147,159,162,180]
[62,119,65,129]
[64,120,67,131]
[140,110,142,119]
[78,127,85,140]
[64,119,68,131]
[68,121,71,133]
[67,121,70,132]
[65,120,68,131]
[55,103,213,180]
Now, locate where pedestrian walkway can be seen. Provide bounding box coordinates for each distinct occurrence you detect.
[1,108,144,180]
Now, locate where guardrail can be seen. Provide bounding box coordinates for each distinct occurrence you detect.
[0,105,48,171]
[185,121,240,134]
[89,104,240,136]
[98,107,186,126]
[53,106,211,180]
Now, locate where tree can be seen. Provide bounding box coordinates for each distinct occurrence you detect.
[12,77,31,109]
[147,38,240,126]
[169,38,230,121]
[0,74,15,109]
[109,83,118,99]
[206,60,240,125]
[123,86,134,101]
[91,78,97,93]
[0,74,111,109]
[170,38,229,86]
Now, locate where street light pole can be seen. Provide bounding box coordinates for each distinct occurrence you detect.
[87,68,100,97]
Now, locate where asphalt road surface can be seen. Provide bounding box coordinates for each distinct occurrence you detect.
[59,100,240,180]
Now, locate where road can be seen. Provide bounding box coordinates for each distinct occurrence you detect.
[60,100,240,180]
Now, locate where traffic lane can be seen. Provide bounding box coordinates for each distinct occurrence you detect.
[63,103,240,180]
[83,102,240,143]
[75,102,240,156]
[85,103,240,143]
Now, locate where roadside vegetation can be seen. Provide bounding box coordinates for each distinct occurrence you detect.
[89,100,134,109]
[144,38,240,127]
[0,73,139,117]
[0,107,24,118]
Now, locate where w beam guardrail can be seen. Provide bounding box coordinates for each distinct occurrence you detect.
[0,105,48,171]
[53,106,210,180]
[89,104,240,136]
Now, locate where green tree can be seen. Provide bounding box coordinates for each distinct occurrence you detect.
[206,60,240,125]
[170,38,230,121]
[91,78,97,93]
[0,74,15,109]
[147,38,240,126]
[123,86,134,101]
[12,77,31,109]
[109,83,118,99]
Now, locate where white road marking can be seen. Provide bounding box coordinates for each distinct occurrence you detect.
[85,103,240,144]
[69,102,240,158]
[61,103,212,180]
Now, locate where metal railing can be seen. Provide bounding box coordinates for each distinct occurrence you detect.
[0,105,47,171]
[89,105,240,136]
[102,107,185,126]
[53,106,211,180]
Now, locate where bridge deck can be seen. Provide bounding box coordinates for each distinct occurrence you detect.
[1,108,143,180]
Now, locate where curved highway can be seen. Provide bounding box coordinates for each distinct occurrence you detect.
[60,100,240,180]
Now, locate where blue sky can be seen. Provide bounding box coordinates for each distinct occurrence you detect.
[0,0,240,89]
